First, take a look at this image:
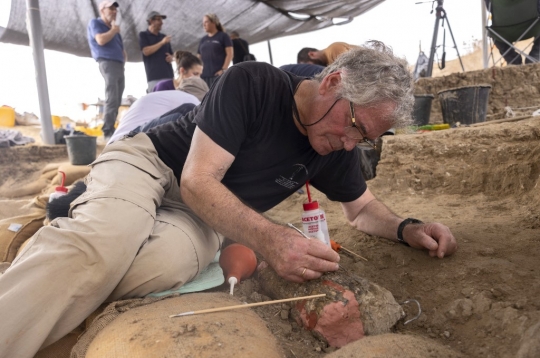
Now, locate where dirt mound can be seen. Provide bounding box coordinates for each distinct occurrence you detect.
[374,117,540,198]
[326,333,462,358]
[84,293,283,358]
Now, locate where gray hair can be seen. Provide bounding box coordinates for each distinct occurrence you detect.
[314,41,414,127]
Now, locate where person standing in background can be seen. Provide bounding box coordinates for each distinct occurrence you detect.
[230,31,249,64]
[87,0,125,142]
[297,42,360,66]
[139,11,174,92]
[198,14,233,87]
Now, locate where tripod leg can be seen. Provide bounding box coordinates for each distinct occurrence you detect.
[443,13,465,72]
[427,14,441,77]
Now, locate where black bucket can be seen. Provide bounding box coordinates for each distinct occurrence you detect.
[438,85,491,126]
[412,94,434,126]
[64,135,97,165]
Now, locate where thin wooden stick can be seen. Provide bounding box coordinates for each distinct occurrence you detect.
[169,293,326,318]
[340,246,368,262]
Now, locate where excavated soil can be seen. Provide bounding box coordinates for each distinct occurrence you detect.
[1,116,539,358]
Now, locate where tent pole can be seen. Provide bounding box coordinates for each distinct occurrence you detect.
[26,0,55,145]
[267,40,274,65]
[481,0,488,68]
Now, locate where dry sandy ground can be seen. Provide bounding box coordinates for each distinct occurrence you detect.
[1,116,539,357]
[258,116,540,357]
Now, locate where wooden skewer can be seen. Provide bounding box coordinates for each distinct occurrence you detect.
[339,246,368,262]
[169,293,326,318]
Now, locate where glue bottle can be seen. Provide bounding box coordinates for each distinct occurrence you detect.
[318,207,330,245]
[49,171,68,203]
[301,181,331,247]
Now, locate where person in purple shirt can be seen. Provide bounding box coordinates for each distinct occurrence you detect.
[153,51,204,92]
[87,1,126,141]
[139,11,174,92]
[198,14,233,87]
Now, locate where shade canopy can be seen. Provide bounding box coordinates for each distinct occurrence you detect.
[0,0,386,62]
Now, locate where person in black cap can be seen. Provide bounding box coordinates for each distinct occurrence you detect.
[139,11,174,92]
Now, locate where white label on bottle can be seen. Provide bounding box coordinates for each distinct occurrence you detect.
[8,223,22,232]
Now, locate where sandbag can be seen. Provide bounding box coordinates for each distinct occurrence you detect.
[0,194,47,263]
[258,266,404,347]
[78,293,283,358]
[51,163,90,186]
[326,333,463,357]
[35,329,83,358]
[0,177,49,198]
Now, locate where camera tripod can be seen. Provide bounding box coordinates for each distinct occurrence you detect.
[426,0,465,76]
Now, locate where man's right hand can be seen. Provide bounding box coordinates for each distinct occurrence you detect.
[111,20,120,33]
[261,227,340,283]
[162,35,172,45]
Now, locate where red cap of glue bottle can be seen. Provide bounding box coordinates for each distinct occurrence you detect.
[301,181,330,246]
[49,171,68,203]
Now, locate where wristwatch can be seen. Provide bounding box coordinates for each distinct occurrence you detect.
[397,218,424,246]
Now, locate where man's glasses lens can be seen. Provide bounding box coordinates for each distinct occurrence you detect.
[346,101,377,149]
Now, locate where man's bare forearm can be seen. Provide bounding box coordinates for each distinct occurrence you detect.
[95,29,118,46]
[180,173,283,256]
[352,199,402,240]
[142,42,163,57]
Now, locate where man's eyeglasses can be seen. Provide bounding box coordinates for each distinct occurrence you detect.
[344,101,377,149]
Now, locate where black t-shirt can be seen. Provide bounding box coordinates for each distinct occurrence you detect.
[232,38,249,64]
[146,62,366,212]
[139,30,174,82]
[198,32,233,78]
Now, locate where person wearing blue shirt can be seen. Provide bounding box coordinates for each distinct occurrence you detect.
[87,1,126,141]
[139,11,174,92]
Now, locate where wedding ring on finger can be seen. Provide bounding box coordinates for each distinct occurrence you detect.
[301,268,307,277]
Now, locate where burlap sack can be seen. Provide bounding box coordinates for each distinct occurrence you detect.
[0,194,47,263]
[50,163,91,186]
[326,333,463,358]
[76,293,283,358]
[0,162,90,199]
[35,329,83,358]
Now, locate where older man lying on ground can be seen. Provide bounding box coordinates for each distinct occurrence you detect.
[0,41,456,358]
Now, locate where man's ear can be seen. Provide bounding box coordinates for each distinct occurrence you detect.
[318,71,342,95]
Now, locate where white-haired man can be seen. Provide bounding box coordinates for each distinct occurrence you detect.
[0,42,457,357]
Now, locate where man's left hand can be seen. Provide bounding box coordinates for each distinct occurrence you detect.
[165,53,173,63]
[403,222,457,258]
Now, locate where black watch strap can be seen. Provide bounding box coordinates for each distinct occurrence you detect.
[397,218,424,246]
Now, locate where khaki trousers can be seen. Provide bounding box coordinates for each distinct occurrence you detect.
[0,134,222,358]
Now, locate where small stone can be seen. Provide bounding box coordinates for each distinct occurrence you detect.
[513,299,527,309]
[249,292,262,303]
[478,248,495,257]
[280,309,289,320]
[315,347,322,352]
[443,331,451,338]
[187,324,196,332]
[323,346,337,354]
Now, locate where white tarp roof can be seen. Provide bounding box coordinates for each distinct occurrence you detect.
[0,0,385,62]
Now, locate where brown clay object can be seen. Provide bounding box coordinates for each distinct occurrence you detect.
[258,266,404,347]
[219,243,257,295]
